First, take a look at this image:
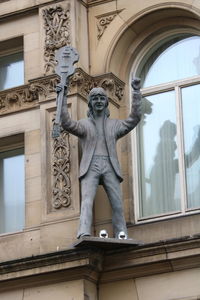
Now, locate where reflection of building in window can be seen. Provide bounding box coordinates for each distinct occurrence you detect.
[185,125,200,209]
[0,37,24,91]
[193,46,200,74]
[0,134,25,234]
[145,120,179,216]
[136,35,200,220]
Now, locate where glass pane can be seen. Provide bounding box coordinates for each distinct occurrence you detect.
[0,52,24,91]
[142,36,200,87]
[182,84,200,209]
[139,91,181,218]
[0,149,25,234]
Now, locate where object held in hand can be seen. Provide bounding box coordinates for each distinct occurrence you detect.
[52,46,79,138]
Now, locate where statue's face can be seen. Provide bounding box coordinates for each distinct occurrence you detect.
[90,93,107,113]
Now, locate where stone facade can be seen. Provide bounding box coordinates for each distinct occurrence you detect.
[0,0,200,299]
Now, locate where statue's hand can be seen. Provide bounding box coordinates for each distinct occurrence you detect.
[55,83,68,99]
[131,77,141,91]
[131,77,142,118]
[55,83,63,94]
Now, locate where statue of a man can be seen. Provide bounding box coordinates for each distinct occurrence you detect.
[59,78,141,239]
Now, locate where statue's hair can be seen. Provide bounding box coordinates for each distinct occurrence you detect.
[87,87,110,118]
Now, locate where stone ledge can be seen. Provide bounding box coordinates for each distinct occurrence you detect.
[0,235,200,288]
[0,0,63,19]
[74,236,142,250]
[102,235,200,282]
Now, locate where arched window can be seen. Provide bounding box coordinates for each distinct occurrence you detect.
[135,34,200,220]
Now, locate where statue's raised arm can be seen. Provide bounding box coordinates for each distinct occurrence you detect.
[130,76,142,123]
[115,77,142,140]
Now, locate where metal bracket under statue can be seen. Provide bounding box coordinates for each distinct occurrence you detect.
[52,46,79,138]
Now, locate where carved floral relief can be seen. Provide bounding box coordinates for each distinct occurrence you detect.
[42,4,71,74]
[52,127,71,209]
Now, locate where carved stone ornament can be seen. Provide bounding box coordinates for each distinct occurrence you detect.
[69,68,125,104]
[52,126,71,209]
[0,82,48,115]
[42,4,71,75]
[0,69,124,116]
[96,9,124,40]
[97,13,117,40]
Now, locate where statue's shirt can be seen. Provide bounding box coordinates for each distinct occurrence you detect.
[94,118,108,156]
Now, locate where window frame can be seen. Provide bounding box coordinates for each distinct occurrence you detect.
[0,36,24,91]
[0,133,25,235]
[132,37,200,223]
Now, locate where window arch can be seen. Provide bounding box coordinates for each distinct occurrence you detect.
[140,35,200,87]
[134,34,200,220]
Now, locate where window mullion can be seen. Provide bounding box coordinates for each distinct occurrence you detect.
[132,127,141,222]
[175,85,187,213]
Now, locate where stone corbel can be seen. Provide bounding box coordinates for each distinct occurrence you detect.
[96,10,124,40]
[69,68,125,106]
[94,72,124,105]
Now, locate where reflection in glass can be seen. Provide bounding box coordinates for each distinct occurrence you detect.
[0,149,25,234]
[0,52,24,91]
[182,85,200,209]
[139,91,181,217]
[141,36,200,87]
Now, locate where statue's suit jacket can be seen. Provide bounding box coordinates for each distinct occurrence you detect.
[62,91,141,182]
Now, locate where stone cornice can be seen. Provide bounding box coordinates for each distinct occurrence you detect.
[86,0,115,7]
[0,0,115,21]
[0,247,103,291]
[0,0,116,21]
[102,234,200,282]
[0,69,125,116]
[0,235,200,288]
[0,0,64,20]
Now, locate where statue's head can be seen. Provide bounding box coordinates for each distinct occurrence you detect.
[87,87,110,117]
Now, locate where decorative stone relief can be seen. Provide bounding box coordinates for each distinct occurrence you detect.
[52,126,71,209]
[69,68,125,104]
[69,69,95,98]
[42,4,71,74]
[97,13,117,40]
[101,78,124,101]
[0,83,48,115]
[0,69,125,115]
[96,9,124,40]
